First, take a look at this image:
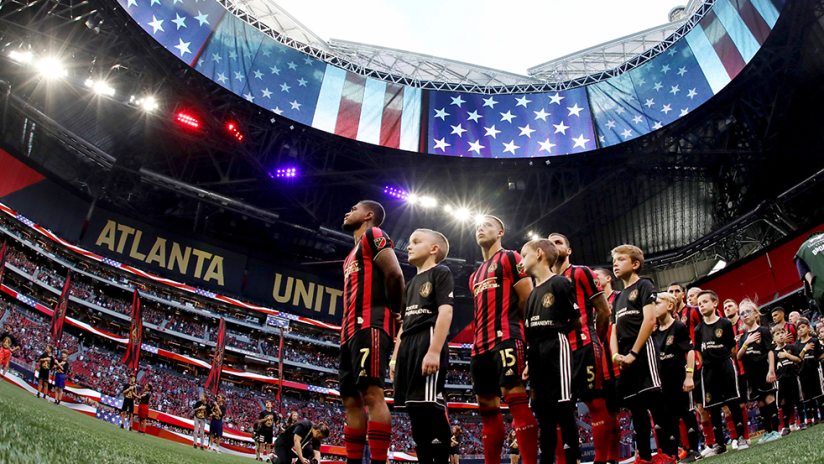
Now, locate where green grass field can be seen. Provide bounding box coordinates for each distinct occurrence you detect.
[0,380,251,463]
[2,379,824,464]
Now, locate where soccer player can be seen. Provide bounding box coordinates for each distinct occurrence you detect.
[36,344,53,400]
[771,325,801,436]
[469,216,537,464]
[271,419,330,464]
[694,290,748,455]
[520,238,580,464]
[725,299,750,449]
[788,311,801,326]
[256,400,277,460]
[794,318,824,427]
[0,326,20,379]
[340,200,404,464]
[610,244,678,464]
[686,288,702,307]
[391,229,453,464]
[53,351,70,405]
[136,384,152,434]
[548,234,617,464]
[592,267,622,464]
[208,394,227,453]
[651,292,702,462]
[736,301,779,442]
[121,374,138,430]
[193,393,209,450]
[771,307,797,344]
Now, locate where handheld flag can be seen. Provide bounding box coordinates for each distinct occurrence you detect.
[50,272,71,347]
[120,289,143,372]
[0,240,6,287]
[205,318,226,395]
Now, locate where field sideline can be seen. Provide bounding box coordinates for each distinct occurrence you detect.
[2,380,824,463]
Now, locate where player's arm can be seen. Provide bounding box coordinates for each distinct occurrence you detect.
[314,448,322,462]
[625,302,655,366]
[374,249,405,316]
[684,350,696,392]
[390,326,404,382]
[294,433,308,464]
[514,279,533,316]
[609,320,619,363]
[767,349,777,382]
[423,304,453,376]
[591,293,610,342]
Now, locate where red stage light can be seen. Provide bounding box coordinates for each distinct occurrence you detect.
[176,112,200,129]
[226,122,244,142]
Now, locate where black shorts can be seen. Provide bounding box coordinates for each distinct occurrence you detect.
[527,335,573,403]
[470,339,526,396]
[572,341,610,401]
[701,359,741,408]
[662,381,695,413]
[256,428,273,444]
[745,369,776,402]
[508,447,519,456]
[617,338,662,401]
[273,440,297,464]
[692,370,704,407]
[38,368,50,383]
[450,445,460,456]
[737,370,749,403]
[339,328,391,397]
[394,327,447,409]
[799,370,824,402]
[776,378,801,407]
[122,398,134,413]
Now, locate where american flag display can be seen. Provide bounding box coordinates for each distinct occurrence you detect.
[307,385,330,394]
[426,88,595,158]
[193,13,325,127]
[96,409,124,426]
[114,0,226,67]
[101,257,122,268]
[195,288,217,298]
[141,343,159,354]
[100,394,124,409]
[16,214,34,227]
[590,0,784,147]
[16,294,36,307]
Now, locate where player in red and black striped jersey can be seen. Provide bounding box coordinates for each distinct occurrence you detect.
[549,234,616,464]
[723,298,752,446]
[469,216,538,464]
[592,267,622,464]
[771,307,798,344]
[339,200,405,464]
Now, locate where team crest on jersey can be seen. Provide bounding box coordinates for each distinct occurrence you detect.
[629,290,639,301]
[666,335,674,346]
[420,282,432,297]
[497,330,504,338]
[374,237,387,249]
[715,328,723,338]
[488,263,498,273]
[681,316,687,323]
[542,293,555,308]
[705,392,712,403]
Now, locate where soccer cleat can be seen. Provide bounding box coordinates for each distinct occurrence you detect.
[781,427,791,437]
[736,437,749,450]
[678,450,703,463]
[758,432,771,444]
[768,431,783,442]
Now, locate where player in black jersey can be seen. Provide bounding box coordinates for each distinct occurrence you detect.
[520,239,579,464]
[771,325,802,436]
[694,290,748,455]
[610,245,678,464]
[794,318,824,427]
[591,267,622,464]
[36,344,53,400]
[256,400,277,460]
[271,420,330,464]
[391,229,454,464]
[651,293,701,463]
[735,302,779,443]
[340,200,404,464]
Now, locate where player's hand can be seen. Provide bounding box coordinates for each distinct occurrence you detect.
[522,365,529,381]
[745,333,761,345]
[683,376,694,392]
[613,355,626,370]
[422,351,440,376]
[778,350,789,359]
[766,371,776,383]
[389,361,396,382]
[805,342,815,352]
[391,311,403,325]
[621,353,636,369]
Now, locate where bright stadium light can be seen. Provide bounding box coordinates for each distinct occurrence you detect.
[475,214,486,225]
[36,58,67,78]
[444,205,453,213]
[454,209,470,221]
[131,95,158,112]
[420,197,437,208]
[85,79,115,97]
[8,50,32,64]
[407,194,419,205]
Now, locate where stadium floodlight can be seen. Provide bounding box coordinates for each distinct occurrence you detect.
[275,167,297,178]
[383,186,409,200]
[8,51,32,64]
[454,209,470,221]
[226,122,244,142]
[36,58,67,78]
[475,214,486,225]
[131,95,158,112]
[444,205,453,213]
[175,112,200,129]
[407,194,419,205]
[420,197,437,208]
[85,79,115,97]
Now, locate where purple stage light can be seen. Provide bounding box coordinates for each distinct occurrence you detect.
[383,186,409,200]
[275,167,297,178]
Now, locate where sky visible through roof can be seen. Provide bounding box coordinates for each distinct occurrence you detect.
[276,0,679,74]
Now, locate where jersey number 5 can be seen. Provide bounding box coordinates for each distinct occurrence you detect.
[499,348,516,367]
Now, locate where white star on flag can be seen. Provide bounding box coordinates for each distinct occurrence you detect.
[644,99,655,108]
[605,120,616,129]
[467,110,482,122]
[678,67,687,77]
[549,92,564,105]
[194,10,209,26]
[567,104,583,117]
[450,95,465,107]
[679,108,689,116]
[174,38,191,56]
[503,140,520,154]
[468,140,484,154]
[687,88,698,99]
[484,126,501,139]
[272,107,283,115]
[572,134,589,148]
[148,16,164,33]
[434,108,449,120]
[632,115,644,124]
[515,96,531,107]
[661,104,672,114]
[280,83,290,92]
[538,139,555,153]
[533,109,550,121]
[270,65,280,75]
[290,100,301,110]
[234,71,244,81]
[171,13,186,29]
[253,70,263,79]
[451,124,467,137]
[500,111,516,123]
[297,78,307,87]
[670,85,680,95]
[652,121,663,129]
[621,128,633,139]
[653,82,663,91]
[553,121,569,134]
[261,88,272,98]
[244,92,254,102]
[211,53,221,63]
[433,138,451,151]
[483,97,497,108]
[518,125,535,138]
[287,61,297,70]
[216,72,227,84]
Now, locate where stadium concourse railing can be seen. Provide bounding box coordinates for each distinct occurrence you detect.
[0,200,473,353]
[0,201,480,404]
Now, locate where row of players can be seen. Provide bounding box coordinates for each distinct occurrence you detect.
[335,200,824,464]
